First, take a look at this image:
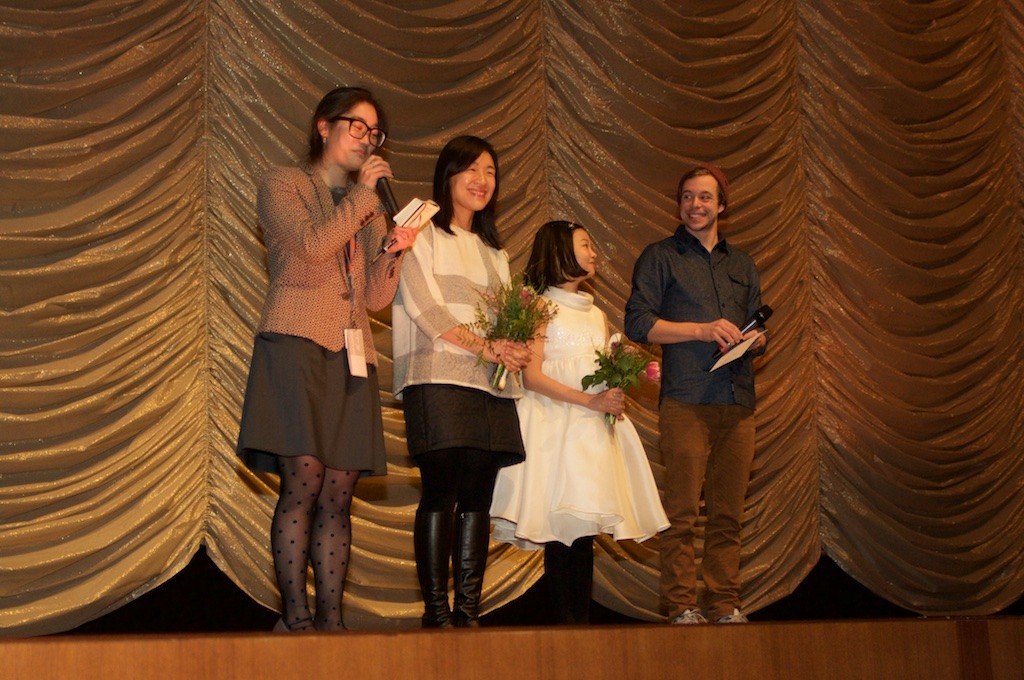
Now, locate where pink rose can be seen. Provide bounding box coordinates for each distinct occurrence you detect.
[644,361,661,382]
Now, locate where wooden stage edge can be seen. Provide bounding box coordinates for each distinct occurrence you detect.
[4,617,1023,680]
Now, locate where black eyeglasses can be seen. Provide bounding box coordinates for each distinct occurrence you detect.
[329,116,386,148]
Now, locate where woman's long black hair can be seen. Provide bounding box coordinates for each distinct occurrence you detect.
[432,135,502,250]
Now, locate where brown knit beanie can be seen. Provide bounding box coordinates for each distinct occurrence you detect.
[677,164,730,212]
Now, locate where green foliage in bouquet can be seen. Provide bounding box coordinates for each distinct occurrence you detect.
[582,335,651,392]
[582,334,661,425]
[464,274,557,389]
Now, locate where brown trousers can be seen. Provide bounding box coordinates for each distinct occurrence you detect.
[658,399,755,620]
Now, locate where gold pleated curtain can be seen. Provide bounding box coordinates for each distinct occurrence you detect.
[1,1,1022,636]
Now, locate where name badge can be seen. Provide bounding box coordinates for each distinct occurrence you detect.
[344,328,368,378]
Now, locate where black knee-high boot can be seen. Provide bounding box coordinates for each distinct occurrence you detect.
[451,511,490,628]
[414,509,455,628]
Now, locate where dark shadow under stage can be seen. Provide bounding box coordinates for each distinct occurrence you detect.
[67,548,1022,634]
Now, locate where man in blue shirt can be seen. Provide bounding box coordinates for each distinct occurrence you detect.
[625,165,766,625]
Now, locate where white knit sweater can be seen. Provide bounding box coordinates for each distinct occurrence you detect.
[392,222,521,399]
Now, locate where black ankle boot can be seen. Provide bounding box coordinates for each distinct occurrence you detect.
[414,509,454,628]
[451,511,490,628]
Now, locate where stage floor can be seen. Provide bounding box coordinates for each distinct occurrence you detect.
[6,617,1023,680]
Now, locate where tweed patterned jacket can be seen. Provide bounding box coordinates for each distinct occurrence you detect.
[255,163,403,363]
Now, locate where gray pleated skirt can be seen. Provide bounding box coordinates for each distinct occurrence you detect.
[402,383,525,469]
[237,332,386,476]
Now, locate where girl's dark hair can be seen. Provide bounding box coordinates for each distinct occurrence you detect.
[306,86,387,164]
[523,221,589,291]
[432,135,501,249]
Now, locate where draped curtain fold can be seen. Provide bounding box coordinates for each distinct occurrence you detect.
[1,0,1021,635]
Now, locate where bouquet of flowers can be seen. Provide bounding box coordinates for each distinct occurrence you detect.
[582,333,661,425]
[464,274,557,390]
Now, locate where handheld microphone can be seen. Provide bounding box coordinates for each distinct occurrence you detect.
[376,177,399,217]
[372,177,400,262]
[739,305,772,335]
[712,305,772,359]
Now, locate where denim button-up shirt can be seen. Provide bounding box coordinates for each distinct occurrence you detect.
[624,226,763,409]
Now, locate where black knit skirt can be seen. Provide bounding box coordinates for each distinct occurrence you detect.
[237,332,386,476]
[402,383,525,469]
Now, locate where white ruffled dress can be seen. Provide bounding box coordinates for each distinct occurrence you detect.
[490,286,669,548]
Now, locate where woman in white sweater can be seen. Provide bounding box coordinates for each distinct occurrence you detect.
[393,135,531,628]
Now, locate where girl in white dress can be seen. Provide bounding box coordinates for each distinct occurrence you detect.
[490,221,668,624]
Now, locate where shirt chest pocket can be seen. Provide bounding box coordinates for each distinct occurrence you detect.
[727,272,750,309]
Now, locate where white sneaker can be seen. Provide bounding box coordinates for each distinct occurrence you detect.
[670,609,708,625]
[715,608,748,623]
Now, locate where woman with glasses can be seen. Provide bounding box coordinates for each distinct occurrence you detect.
[237,86,417,632]
[392,136,532,628]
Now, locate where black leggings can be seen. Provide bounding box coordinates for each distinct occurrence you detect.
[417,448,501,514]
